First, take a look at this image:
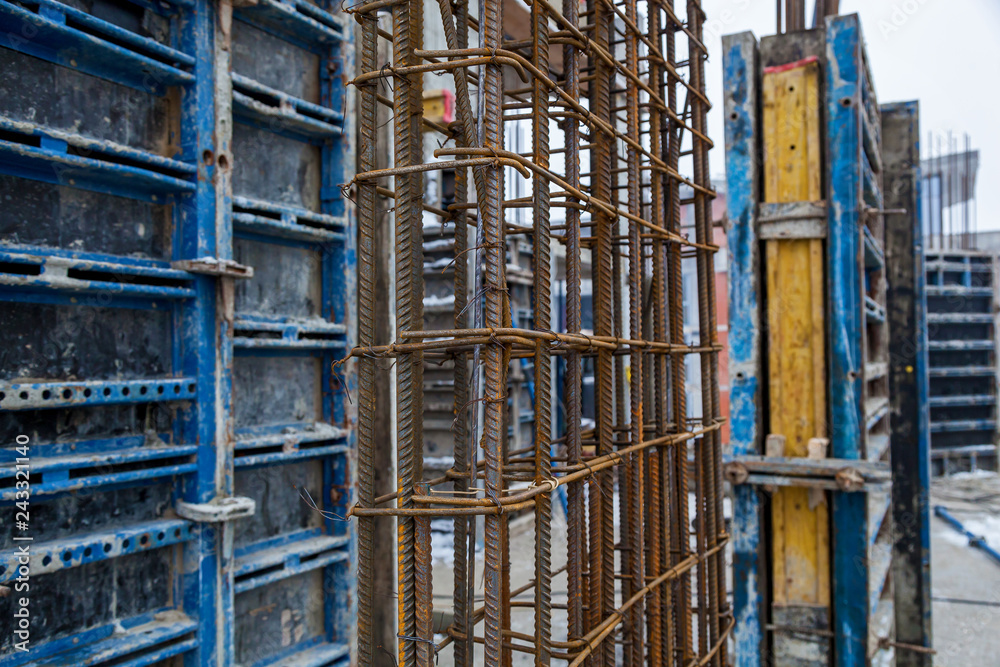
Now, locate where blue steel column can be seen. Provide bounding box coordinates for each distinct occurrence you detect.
[321,10,357,652]
[825,14,867,667]
[177,0,230,664]
[722,31,765,667]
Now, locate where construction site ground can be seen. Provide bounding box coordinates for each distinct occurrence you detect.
[930,471,1000,665]
[430,492,729,665]
[428,477,1000,665]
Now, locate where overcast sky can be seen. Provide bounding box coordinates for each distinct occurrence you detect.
[700,0,1000,231]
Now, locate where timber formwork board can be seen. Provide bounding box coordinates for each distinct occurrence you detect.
[761,55,832,664]
[724,15,895,667]
[924,249,1000,474]
[0,0,357,665]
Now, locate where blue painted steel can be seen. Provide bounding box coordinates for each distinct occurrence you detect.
[0,115,196,196]
[172,0,226,664]
[232,315,348,351]
[927,339,994,351]
[722,30,764,667]
[933,506,1000,566]
[928,394,995,406]
[322,18,357,658]
[0,378,197,410]
[235,541,350,593]
[0,609,199,667]
[826,14,864,463]
[0,244,191,270]
[724,15,893,665]
[0,457,198,502]
[826,14,877,667]
[0,137,194,201]
[232,74,345,142]
[248,640,349,667]
[0,520,196,584]
[862,227,884,268]
[914,129,932,640]
[925,285,992,296]
[232,195,348,243]
[234,444,349,469]
[0,0,355,660]
[233,0,345,53]
[929,365,995,377]
[929,419,997,432]
[0,0,194,92]
[868,493,892,549]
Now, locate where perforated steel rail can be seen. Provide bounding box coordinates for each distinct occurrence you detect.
[346,0,728,664]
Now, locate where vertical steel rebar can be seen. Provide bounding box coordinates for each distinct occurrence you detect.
[647,2,667,663]
[666,4,693,664]
[531,0,553,662]
[355,6,379,665]
[624,0,645,660]
[589,2,618,663]
[562,0,586,652]
[480,0,507,661]
[393,0,424,660]
[349,2,726,665]
[415,482,434,667]
[687,3,727,662]
[447,0,472,661]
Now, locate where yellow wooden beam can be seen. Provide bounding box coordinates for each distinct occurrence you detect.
[762,58,831,615]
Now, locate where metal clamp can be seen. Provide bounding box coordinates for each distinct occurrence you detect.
[176,496,256,523]
[723,454,890,492]
[757,200,827,240]
[172,257,254,279]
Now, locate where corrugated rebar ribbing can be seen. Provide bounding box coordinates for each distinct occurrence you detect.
[347,0,728,663]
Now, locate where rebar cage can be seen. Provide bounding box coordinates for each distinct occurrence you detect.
[346,0,728,663]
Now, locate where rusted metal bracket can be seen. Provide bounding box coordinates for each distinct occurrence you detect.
[723,454,890,492]
[757,200,827,239]
[864,207,907,217]
[172,257,254,279]
[175,496,257,522]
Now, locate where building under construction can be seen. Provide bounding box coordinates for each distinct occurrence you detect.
[0,0,996,665]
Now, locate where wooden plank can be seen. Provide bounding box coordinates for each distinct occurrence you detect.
[727,455,891,480]
[763,55,831,662]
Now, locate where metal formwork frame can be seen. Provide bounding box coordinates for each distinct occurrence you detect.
[924,247,1000,474]
[349,0,728,664]
[0,0,356,663]
[882,100,933,667]
[724,14,896,667]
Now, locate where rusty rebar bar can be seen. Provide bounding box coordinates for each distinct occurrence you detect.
[350,1,726,665]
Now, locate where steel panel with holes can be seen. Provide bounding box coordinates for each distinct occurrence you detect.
[0,0,355,663]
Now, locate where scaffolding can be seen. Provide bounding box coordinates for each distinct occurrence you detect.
[345,0,728,663]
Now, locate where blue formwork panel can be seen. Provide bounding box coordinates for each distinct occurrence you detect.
[0,0,355,663]
[924,249,999,474]
[825,16,870,665]
[722,29,764,667]
[723,14,894,667]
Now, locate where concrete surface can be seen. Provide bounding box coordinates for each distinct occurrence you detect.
[930,471,1000,666]
[423,474,1000,665]
[429,490,723,665]
[432,509,573,666]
